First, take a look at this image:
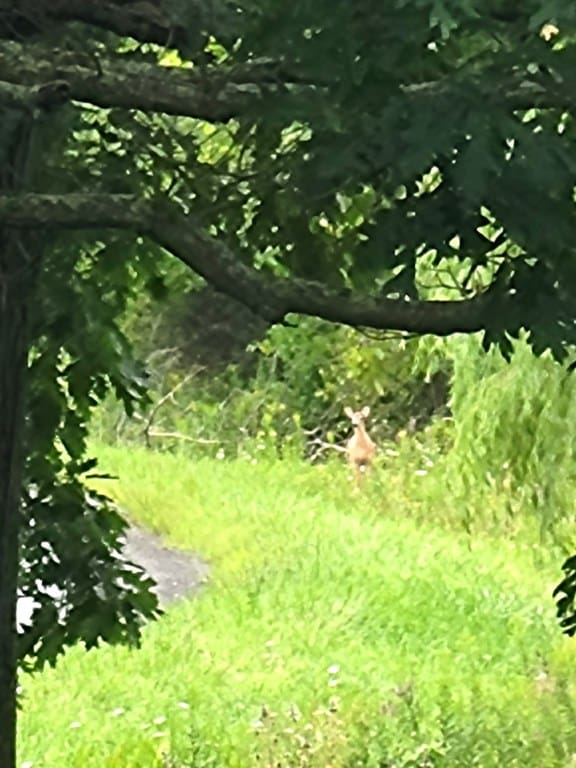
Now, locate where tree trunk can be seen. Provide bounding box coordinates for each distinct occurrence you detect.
[0,109,38,768]
[0,266,30,768]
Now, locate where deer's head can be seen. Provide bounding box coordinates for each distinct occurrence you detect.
[344,406,370,427]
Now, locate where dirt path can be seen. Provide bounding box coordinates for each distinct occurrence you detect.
[123,526,209,607]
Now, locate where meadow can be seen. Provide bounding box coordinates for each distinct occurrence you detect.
[18,443,576,767]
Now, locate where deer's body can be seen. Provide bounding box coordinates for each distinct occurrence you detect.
[345,406,376,487]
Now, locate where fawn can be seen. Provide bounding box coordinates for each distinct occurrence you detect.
[344,406,377,487]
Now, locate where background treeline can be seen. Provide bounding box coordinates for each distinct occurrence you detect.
[95,276,576,552]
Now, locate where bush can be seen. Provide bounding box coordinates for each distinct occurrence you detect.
[94,315,450,461]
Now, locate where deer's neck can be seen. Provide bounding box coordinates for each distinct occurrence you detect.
[355,422,370,442]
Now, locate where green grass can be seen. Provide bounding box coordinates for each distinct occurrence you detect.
[18,445,576,767]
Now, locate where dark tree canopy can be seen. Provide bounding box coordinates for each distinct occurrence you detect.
[2,1,576,766]
[1,1,576,354]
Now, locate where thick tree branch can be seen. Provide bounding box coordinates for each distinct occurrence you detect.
[403,77,560,112]
[50,0,185,48]
[0,193,514,336]
[0,0,189,48]
[0,78,70,112]
[0,40,263,121]
[0,38,570,128]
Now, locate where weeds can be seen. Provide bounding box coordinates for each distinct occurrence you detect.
[18,446,576,767]
[251,695,345,768]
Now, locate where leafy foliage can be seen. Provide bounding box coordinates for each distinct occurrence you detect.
[5,0,576,672]
[16,229,162,669]
[95,308,448,463]
[554,554,576,637]
[220,0,576,364]
[407,330,576,632]
[440,336,576,530]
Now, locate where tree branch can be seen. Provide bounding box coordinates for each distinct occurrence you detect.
[0,0,190,48]
[0,0,571,136]
[0,192,517,336]
[0,40,264,121]
[0,78,70,112]
[52,0,185,47]
[0,38,571,125]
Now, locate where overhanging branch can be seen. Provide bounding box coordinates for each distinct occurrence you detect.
[0,38,572,124]
[0,0,189,48]
[50,0,185,48]
[0,78,70,112]
[0,40,265,121]
[0,192,514,336]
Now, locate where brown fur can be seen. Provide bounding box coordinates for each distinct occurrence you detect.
[344,406,376,487]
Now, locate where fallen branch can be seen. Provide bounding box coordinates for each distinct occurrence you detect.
[306,437,347,464]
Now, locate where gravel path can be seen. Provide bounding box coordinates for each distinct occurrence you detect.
[16,526,207,629]
[123,526,209,607]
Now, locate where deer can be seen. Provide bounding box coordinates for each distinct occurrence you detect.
[344,406,377,488]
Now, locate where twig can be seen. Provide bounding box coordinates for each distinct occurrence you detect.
[145,430,221,445]
[142,368,204,447]
[307,437,347,463]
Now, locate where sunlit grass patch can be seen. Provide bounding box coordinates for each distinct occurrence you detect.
[19,445,576,767]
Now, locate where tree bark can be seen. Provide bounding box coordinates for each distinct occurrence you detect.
[0,100,45,768]
[0,39,569,125]
[0,192,519,336]
[0,0,194,48]
[0,39,262,121]
[0,249,32,768]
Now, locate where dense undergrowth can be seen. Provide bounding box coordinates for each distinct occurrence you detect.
[19,311,576,766]
[97,310,576,549]
[18,444,576,767]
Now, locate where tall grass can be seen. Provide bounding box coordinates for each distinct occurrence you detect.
[439,336,576,549]
[18,445,576,767]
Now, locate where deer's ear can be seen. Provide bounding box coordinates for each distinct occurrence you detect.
[361,406,371,418]
[344,406,354,419]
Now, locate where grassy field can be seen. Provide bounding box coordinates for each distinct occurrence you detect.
[18,444,576,767]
